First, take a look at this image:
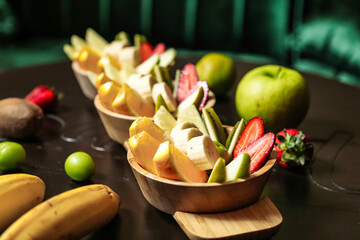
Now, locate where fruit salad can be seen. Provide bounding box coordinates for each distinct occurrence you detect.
[128,105,276,184]
[63,28,212,118]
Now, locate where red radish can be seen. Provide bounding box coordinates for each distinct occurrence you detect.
[239,132,275,174]
[152,43,166,55]
[177,63,199,102]
[25,85,60,112]
[233,117,264,159]
[275,129,313,169]
[140,42,153,62]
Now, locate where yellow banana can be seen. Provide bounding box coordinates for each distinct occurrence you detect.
[0,184,120,240]
[0,173,45,232]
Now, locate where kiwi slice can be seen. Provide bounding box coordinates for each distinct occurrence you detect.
[225,119,245,157]
[202,108,227,146]
[213,141,230,164]
[153,65,174,91]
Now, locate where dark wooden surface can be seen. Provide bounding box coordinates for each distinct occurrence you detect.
[0,58,359,239]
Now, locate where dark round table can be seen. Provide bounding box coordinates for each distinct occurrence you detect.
[0,58,359,240]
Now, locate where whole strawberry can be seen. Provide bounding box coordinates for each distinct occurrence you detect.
[275,129,313,170]
[25,86,60,112]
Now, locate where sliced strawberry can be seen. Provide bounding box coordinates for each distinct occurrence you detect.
[233,117,264,159]
[152,43,166,55]
[239,132,275,174]
[186,81,209,111]
[140,42,153,62]
[177,63,199,102]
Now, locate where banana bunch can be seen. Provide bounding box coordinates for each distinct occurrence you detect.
[0,174,120,240]
[0,174,45,232]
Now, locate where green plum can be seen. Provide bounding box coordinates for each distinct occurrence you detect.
[64,152,95,181]
[0,141,26,170]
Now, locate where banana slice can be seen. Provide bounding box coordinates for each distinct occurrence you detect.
[187,135,220,171]
[127,74,156,104]
[118,46,140,68]
[152,82,177,112]
[174,127,203,154]
[170,121,198,139]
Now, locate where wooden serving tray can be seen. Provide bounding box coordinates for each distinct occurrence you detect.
[173,197,282,240]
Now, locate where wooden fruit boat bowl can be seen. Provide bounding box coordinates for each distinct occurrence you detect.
[127,149,282,239]
[94,95,138,145]
[128,149,276,214]
[94,92,216,146]
[72,61,97,100]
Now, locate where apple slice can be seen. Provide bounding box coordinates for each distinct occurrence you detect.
[186,135,220,171]
[208,158,226,183]
[202,108,227,146]
[155,94,169,112]
[177,104,208,136]
[114,31,130,45]
[226,152,251,181]
[159,48,177,67]
[152,82,177,112]
[176,86,204,114]
[153,106,176,135]
[136,54,160,74]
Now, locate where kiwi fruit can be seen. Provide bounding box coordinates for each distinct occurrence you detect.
[0,98,44,138]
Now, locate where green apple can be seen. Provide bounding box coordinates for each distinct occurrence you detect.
[235,65,310,133]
